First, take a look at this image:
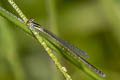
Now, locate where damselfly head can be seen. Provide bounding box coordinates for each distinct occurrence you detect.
[26,18,34,25]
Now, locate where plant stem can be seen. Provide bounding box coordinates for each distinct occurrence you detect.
[7,0,72,80]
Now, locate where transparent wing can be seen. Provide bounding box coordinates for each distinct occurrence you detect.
[34,26,89,58]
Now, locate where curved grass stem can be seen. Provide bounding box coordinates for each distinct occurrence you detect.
[7,0,72,80]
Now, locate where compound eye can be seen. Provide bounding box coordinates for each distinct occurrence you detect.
[26,18,34,24]
[29,18,34,22]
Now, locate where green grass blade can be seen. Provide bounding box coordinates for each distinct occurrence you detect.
[0,6,105,80]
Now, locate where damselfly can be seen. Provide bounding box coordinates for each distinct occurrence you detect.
[26,18,106,78]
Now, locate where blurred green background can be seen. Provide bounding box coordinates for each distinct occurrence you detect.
[0,0,120,80]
